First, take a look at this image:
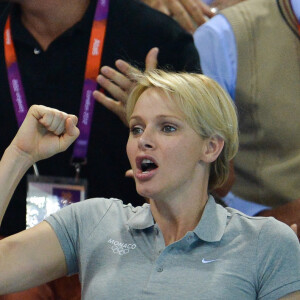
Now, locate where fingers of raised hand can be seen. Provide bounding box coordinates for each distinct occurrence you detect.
[102,65,133,91]
[125,169,134,178]
[166,0,197,33]
[98,67,131,103]
[199,0,215,18]
[93,90,128,126]
[115,59,141,82]
[145,47,159,70]
[69,115,78,127]
[31,105,78,138]
[38,108,69,136]
[154,0,170,15]
[93,90,119,111]
[59,117,80,151]
[181,0,207,26]
[64,115,79,137]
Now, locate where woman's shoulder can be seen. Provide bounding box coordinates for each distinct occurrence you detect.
[66,197,149,221]
[225,206,298,246]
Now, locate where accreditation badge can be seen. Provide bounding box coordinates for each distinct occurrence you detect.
[26,175,87,228]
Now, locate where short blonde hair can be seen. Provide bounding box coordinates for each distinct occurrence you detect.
[126,70,239,191]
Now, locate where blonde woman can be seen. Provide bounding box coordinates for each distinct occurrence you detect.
[0,71,299,299]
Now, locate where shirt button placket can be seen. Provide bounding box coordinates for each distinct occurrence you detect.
[186,233,194,244]
[156,266,163,272]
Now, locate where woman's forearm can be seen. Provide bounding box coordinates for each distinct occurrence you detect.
[0,144,33,226]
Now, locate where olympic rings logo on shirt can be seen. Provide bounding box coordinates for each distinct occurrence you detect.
[111,245,130,255]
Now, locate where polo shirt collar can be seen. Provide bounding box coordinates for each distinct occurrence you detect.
[127,204,155,230]
[128,195,228,242]
[193,195,228,242]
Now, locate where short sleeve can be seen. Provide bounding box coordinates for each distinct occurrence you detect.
[45,198,113,275]
[45,204,80,275]
[256,218,300,299]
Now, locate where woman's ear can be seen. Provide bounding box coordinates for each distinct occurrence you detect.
[201,135,224,163]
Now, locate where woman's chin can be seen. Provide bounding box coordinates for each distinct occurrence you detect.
[136,186,157,200]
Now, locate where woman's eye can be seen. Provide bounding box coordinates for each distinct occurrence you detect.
[162,125,176,133]
[130,126,143,135]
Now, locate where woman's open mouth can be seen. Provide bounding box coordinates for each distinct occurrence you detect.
[135,156,159,180]
[140,158,158,173]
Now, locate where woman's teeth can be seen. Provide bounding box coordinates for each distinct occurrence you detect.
[141,159,157,172]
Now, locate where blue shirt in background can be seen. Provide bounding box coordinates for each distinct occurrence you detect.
[193,0,300,215]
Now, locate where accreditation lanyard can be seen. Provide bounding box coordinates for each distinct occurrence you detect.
[4,0,109,175]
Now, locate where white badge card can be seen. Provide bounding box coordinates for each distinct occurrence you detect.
[26,175,87,228]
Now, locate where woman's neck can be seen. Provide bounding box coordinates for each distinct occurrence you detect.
[18,0,90,50]
[149,187,209,246]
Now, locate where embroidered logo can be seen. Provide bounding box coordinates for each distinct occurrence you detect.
[202,258,219,264]
[107,239,136,256]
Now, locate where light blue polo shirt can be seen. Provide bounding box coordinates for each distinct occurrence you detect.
[46,196,300,299]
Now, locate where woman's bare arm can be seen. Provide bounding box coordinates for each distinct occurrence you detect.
[0,105,79,294]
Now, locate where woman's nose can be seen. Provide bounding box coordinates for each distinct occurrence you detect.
[138,131,155,150]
